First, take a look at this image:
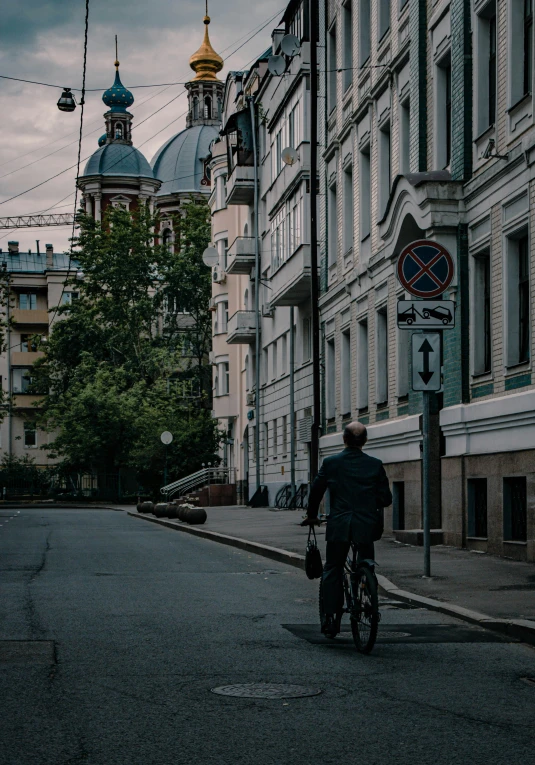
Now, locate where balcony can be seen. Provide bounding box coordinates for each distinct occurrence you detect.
[226,237,255,274]
[270,244,313,307]
[12,394,43,409]
[226,165,255,205]
[11,351,44,366]
[12,309,49,326]
[226,310,257,345]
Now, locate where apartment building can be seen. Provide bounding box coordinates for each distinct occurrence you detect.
[209,0,325,504]
[0,241,75,465]
[320,0,535,561]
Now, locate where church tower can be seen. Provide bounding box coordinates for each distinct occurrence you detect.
[185,12,224,128]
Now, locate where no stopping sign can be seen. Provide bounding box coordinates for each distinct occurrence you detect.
[396,240,455,298]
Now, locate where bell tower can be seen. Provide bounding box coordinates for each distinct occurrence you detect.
[186,9,224,129]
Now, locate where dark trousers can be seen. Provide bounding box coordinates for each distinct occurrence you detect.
[322,540,375,616]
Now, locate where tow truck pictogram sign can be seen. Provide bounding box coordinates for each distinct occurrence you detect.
[397,300,455,329]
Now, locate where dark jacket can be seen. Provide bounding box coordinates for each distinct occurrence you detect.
[307,447,393,543]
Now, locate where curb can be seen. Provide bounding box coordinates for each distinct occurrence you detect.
[0,503,125,511]
[128,511,535,647]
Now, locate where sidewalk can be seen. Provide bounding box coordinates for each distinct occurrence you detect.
[128,505,535,628]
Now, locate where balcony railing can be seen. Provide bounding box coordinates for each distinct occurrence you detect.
[226,236,256,274]
[226,310,257,345]
[270,244,313,307]
[226,165,255,205]
[12,309,49,325]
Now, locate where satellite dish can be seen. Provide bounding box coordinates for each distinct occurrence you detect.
[202,246,219,267]
[161,431,173,445]
[281,147,298,166]
[268,55,286,76]
[280,34,301,57]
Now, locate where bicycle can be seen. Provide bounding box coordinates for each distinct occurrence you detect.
[318,541,380,654]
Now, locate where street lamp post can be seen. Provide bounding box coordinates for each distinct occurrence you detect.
[160,431,173,490]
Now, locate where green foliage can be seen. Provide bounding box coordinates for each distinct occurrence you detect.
[32,201,221,482]
[0,453,52,493]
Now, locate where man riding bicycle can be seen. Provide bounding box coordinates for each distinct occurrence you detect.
[302,422,392,638]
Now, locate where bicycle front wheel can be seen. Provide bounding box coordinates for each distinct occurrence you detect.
[350,565,379,653]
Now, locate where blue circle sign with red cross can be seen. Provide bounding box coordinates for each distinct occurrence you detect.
[396,239,455,298]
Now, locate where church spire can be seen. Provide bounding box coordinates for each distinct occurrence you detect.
[188,10,224,82]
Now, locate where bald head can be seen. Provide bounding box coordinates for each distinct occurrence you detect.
[343,421,368,449]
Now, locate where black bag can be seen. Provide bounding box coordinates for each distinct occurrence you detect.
[305,526,323,580]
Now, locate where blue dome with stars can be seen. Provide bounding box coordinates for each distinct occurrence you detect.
[98,134,107,147]
[102,67,134,113]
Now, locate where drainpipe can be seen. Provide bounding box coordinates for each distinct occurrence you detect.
[309,0,320,479]
[290,306,296,497]
[248,95,261,493]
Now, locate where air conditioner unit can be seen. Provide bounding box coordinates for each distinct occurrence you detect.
[246,391,256,406]
[213,267,226,284]
[262,304,274,318]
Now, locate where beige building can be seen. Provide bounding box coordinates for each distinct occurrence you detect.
[0,241,74,464]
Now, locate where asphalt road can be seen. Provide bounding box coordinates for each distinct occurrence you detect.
[1,508,534,765]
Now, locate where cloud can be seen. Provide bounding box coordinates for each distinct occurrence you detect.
[0,0,283,250]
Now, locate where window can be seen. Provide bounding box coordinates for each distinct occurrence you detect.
[273,419,278,457]
[19,293,37,310]
[342,1,353,92]
[281,333,288,375]
[473,251,492,374]
[276,129,283,176]
[359,145,371,240]
[204,96,212,119]
[525,0,533,97]
[397,325,409,397]
[215,176,226,209]
[264,422,269,458]
[476,3,497,133]
[400,99,410,174]
[302,316,312,362]
[467,478,488,538]
[376,308,388,405]
[326,339,336,419]
[342,165,354,253]
[193,97,199,120]
[341,329,351,415]
[392,482,405,530]
[13,368,33,393]
[20,334,38,353]
[114,123,123,139]
[282,415,288,455]
[61,291,79,305]
[327,24,337,112]
[24,421,37,448]
[379,122,391,216]
[328,182,338,265]
[222,362,230,395]
[221,301,228,333]
[503,477,527,541]
[357,319,369,410]
[162,228,172,252]
[288,103,301,148]
[436,57,452,168]
[263,347,269,382]
[506,232,530,366]
[359,0,371,65]
[378,0,390,40]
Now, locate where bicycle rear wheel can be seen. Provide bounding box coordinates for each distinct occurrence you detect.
[350,565,379,653]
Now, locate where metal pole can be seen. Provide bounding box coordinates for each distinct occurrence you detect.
[164,445,168,489]
[290,306,296,497]
[5,268,12,458]
[249,96,261,493]
[309,0,320,479]
[422,390,431,576]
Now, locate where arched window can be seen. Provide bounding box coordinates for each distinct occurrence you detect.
[114,123,123,139]
[217,98,222,119]
[193,97,199,120]
[244,288,249,309]
[204,96,212,119]
[243,223,249,236]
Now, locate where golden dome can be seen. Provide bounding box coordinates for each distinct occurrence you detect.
[189,15,223,82]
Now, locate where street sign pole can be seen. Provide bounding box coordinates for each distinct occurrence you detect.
[422,387,431,577]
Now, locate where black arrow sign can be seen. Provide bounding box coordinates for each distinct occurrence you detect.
[418,338,434,385]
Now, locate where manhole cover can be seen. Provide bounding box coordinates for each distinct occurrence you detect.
[378,631,412,639]
[211,683,322,699]
[521,677,535,687]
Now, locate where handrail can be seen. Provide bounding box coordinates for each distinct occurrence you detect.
[161,467,236,499]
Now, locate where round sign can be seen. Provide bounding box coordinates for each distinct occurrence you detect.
[396,239,455,299]
[160,431,173,445]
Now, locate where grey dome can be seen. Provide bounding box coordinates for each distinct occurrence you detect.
[151,125,218,196]
[83,143,154,178]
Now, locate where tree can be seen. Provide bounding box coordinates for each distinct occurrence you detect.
[32,201,221,485]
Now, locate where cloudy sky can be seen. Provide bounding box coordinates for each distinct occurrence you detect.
[0,0,283,251]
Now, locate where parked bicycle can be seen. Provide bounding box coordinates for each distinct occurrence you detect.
[318,539,380,653]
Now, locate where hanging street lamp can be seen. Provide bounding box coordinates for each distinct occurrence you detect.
[57,88,77,112]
